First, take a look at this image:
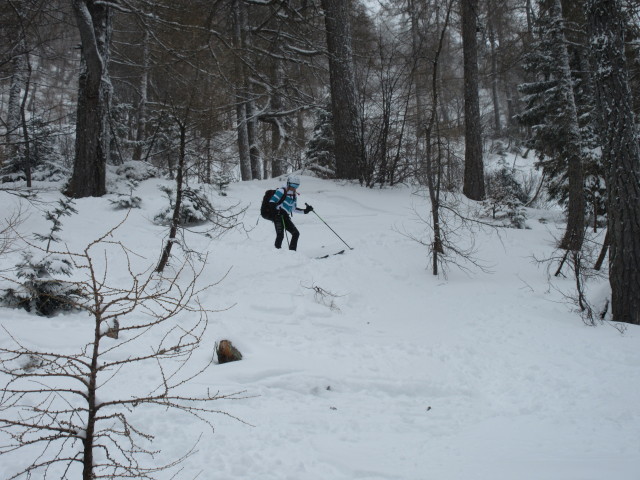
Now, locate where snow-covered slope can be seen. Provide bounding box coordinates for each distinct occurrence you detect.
[1,175,639,480]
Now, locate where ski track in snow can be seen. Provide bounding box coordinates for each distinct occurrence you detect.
[1,174,639,480]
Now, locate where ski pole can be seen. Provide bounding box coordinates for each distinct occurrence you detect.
[281,215,290,248]
[310,206,353,250]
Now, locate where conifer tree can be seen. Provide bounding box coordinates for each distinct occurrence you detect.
[517,0,586,251]
[588,0,640,324]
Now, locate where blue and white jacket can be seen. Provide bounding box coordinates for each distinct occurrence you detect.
[269,187,300,216]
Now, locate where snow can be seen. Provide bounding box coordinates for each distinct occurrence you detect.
[1,174,639,479]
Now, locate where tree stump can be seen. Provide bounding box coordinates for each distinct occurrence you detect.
[105,318,119,339]
[216,340,242,364]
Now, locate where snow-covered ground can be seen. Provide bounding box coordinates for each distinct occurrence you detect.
[1,173,639,480]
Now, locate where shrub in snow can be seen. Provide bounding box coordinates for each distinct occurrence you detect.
[211,170,233,196]
[1,251,82,316]
[584,159,607,231]
[110,180,142,210]
[31,160,71,182]
[0,118,67,183]
[110,193,142,210]
[0,197,83,316]
[116,160,159,181]
[154,185,216,226]
[482,167,530,229]
[32,197,78,251]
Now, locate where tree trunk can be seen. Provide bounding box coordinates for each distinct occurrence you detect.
[133,27,149,162]
[6,0,28,162]
[232,0,252,181]
[269,56,286,178]
[409,0,427,177]
[7,44,28,158]
[247,99,262,180]
[68,0,112,198]
[487,1,502,136]
[548,0,585,251]
[321,0,362,180]
[156,121,186,273]
[461,0,485,200]
[20,58,32,187]
[588,0,640,324]
[82,313,101,480]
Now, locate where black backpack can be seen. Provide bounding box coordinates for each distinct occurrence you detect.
[260,188,285,220]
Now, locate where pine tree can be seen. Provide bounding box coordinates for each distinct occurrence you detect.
[588,0,640,324]
[517,0,586,250]
[304,105,336,178]
[461,0,485,200]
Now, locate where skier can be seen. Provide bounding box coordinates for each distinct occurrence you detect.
[269,175,313,251]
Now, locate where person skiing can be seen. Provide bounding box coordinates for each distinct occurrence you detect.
[269,175,313,251]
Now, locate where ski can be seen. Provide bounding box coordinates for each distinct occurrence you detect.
[316,249,346,259]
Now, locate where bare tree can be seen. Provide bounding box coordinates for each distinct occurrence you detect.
[0,204,23,262]
[0,229,245,479]
[156,106,189,274]
[420,0,455,275]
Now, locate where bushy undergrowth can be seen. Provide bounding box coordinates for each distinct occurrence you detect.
[0,197,83,316]
[110,180,143,210]
[1,252,82,316]
[154,185,216,226]
[482,165,530,229]
[116,160,159,182]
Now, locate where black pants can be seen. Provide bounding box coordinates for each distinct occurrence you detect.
[274,212,299,250]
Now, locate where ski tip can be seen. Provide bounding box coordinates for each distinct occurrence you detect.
[315,249,345,259]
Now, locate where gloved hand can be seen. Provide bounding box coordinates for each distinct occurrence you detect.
[304,203,314,214]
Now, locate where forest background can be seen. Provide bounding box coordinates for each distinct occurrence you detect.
[2,2,640,340]
[2,0,640,326]
[0,0,640,477]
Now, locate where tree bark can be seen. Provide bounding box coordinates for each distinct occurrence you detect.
[7,44,28,157]
[156,120,186,273]
[68,0,112,198]
[82,312,101,480]
[547,0,585,251]
[133,27,149,162]
[409,0,427,175]
[461,0,485,200]
[588,0,640,324]
[232,0,252,181]
[269,55,286,178]
[487,0,502,136]
[321,0,362,180]
[247,98,262,180]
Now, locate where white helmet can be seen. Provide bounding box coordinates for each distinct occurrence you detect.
[287,175,301,188]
